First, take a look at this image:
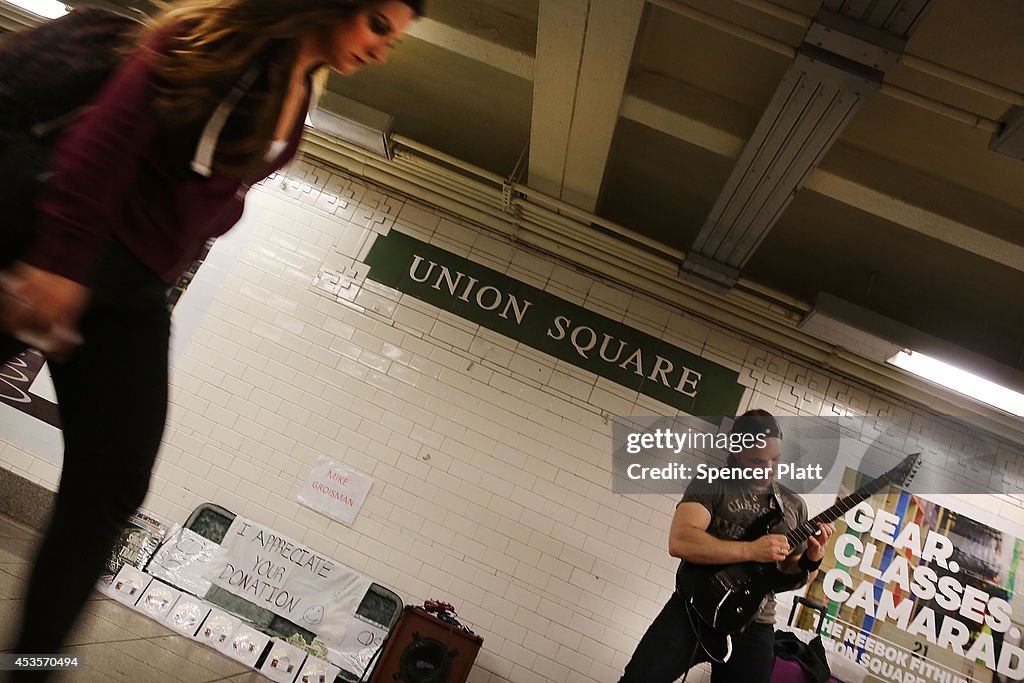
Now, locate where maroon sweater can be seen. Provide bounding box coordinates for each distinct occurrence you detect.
[26,43,306,285]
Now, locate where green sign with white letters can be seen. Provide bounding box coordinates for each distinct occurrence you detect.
[364,231,744,416]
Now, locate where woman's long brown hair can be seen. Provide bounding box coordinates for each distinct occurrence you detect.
[143,0,396,177]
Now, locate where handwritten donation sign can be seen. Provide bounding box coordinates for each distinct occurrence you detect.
[364,231,745,416]
[297,459,373,526]
[207,517,371,645]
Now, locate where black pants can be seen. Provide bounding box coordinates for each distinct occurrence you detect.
[4,242,170,664]
[619,591,776,683]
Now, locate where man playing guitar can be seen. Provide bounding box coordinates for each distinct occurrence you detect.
[619,409,835,683]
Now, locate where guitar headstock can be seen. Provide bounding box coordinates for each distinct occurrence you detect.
[884,452,922,488]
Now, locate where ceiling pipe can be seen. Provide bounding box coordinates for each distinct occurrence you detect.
[301,133,517,237]
[900,55,1024,108]
[880,84,1003,132]
[392,135,509,187]
[516,203,676,278]
[646,0,796,58]
[394,135,687,263]
[733,279,811,316]
[729,0,811,27]
[395,151,505,210]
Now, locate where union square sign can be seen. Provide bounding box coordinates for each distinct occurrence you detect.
[364,231,745,417]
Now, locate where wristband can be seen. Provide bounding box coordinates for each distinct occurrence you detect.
[798,553,822,572]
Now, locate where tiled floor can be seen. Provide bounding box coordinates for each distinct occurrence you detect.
[0,515,265,682]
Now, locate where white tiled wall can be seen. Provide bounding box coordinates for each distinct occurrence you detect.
[3,157,1024,683]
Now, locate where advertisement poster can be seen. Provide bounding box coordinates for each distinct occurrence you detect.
[803,468,1024,683]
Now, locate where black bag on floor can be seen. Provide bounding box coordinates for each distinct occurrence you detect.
[0,7,141,268]
[773,631,832,683]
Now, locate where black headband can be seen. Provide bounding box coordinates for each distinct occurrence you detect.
[730,412,783,440]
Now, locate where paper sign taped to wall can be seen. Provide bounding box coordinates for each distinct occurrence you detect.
[206,516,371,645]
[297,458,372,525]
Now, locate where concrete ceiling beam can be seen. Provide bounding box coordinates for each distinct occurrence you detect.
[404,16,535,81]
[559,0,645,212]
[527,0,589,198]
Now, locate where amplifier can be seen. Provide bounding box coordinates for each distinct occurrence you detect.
[369,606,483,683]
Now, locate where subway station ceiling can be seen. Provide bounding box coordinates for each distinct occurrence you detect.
[346,0,1024,403]
[4,0,1024,407]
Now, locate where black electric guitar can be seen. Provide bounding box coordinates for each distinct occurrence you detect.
[677,452,922,661]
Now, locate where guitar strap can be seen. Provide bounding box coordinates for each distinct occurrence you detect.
[771,482,812,592]
[771,481,785,524]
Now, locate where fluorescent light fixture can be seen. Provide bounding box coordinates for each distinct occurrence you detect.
[308,91,395,160]
[888,350,1024,417]
[6,0,68,18]
[802,294,1024,416]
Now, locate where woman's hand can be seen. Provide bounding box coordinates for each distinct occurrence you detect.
[0,262,89,361]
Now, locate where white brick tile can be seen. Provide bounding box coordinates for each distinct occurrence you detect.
[471,232,514,262]
[475,650,514,680]
[533,655,570,682]
[494,523,536,560]
[430,319,475,351]
[422,466,459,494]
[470,336,516,369]
[455,480,493,509]
[433,552,475,584]
[512,563,551,593]
[206,466,238,491]
[546,623,583,652]
[418,563,455,592]
[537,554,573,582]
[421,520,458,548]
[170,369,204,397]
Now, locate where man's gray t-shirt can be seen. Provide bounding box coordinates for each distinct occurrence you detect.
[675,476,808,623]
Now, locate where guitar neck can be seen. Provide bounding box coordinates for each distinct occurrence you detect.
[785,474,891,548]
